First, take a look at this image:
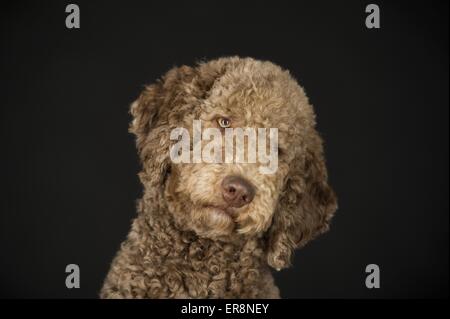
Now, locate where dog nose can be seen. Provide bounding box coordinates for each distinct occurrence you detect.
[221,176,255,208]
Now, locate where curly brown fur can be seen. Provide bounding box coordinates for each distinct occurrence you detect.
[100,57,337,298]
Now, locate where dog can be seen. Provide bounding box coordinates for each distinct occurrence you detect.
[100,56,337,298]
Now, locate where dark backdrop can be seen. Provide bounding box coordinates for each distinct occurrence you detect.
[0,0,448,298]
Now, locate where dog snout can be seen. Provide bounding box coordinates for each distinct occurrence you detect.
[221,176,255,208]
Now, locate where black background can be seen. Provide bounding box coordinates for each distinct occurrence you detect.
[0,0,448,298]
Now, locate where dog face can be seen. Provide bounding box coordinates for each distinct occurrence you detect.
[130,57,337,270]
[164,88,291,241]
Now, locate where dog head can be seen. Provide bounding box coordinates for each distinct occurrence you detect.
[129,57,337,270]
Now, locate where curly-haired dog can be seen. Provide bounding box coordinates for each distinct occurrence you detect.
[100,57,337,298]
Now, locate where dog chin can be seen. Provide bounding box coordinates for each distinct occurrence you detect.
[190,205,236,239]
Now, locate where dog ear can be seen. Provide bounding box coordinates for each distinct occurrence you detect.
[129,66,196,190]
[266,132,337,270]
[129,65,197,152]
[129,83,164,154]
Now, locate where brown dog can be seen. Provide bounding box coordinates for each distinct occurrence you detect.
[100,57,337,298]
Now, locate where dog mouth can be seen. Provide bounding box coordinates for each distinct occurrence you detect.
[202,205,236,218]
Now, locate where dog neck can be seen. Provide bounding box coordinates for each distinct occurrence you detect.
[138,195,265,258]
[108,192,276,298]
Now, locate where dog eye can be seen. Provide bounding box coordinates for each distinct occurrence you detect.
[217,117,231,128]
